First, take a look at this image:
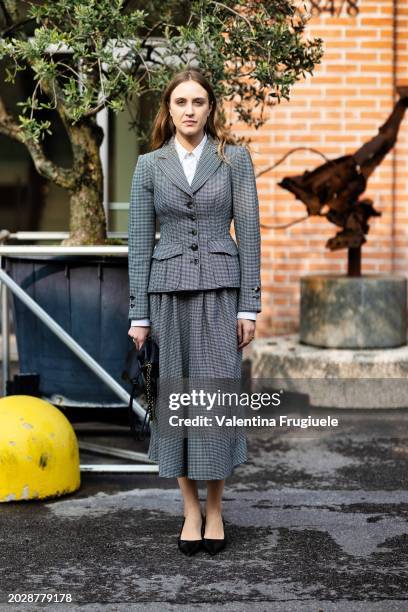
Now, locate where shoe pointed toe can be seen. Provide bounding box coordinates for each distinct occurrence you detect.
[202,516,227,555]
[178,538,202,556]
[203,537,227,555]
[177,514,205,556]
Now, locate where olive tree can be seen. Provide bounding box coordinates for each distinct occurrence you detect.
[0,0,323,245]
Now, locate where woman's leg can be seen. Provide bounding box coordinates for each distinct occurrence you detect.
[177,476,203,539]
[204,479,225,538]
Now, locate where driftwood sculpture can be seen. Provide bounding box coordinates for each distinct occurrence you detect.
[278,87,408,275]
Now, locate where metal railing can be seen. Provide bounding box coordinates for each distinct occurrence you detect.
[0,234,159,474]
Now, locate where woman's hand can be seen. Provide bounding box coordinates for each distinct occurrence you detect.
[237,319,256,350]
[128,325,150,351]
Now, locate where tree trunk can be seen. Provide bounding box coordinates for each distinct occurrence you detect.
[63,182,106,245]
[61,119,107,246]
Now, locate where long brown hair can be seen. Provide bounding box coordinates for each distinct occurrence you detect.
[150,69,236,164]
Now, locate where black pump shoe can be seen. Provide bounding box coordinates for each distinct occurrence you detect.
[177,514,204,556]
[202,516,227,555]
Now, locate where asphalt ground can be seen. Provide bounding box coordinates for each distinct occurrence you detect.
[1,362,408,611]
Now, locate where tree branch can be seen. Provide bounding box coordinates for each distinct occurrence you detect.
[25,136,76,190]
[1,2,72,122]
[1,16,35,37]
[0,96,76,190]
[208,1,253,30]
[0,0,20,25]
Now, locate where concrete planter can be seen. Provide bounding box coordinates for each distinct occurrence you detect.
[251,335,408,408]
[300,275,407,349]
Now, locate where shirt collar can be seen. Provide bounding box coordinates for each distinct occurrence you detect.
[174,132,207,161]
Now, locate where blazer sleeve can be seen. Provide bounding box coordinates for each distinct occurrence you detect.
[231,146,262,313]
[128,154,156,320]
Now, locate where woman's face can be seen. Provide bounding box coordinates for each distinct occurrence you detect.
[168,80,212,139]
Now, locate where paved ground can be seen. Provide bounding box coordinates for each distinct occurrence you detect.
[1,361,408,610]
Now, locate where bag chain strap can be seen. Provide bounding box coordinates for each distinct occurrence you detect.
[143,361,156,422]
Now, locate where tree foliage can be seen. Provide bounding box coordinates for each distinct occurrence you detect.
[0,0,324,243]
[1,0,323,140]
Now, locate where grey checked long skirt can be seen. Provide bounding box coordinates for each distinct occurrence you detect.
[147,287,247,480]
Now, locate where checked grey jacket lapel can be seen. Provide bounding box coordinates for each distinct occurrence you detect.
[157,133,222,195]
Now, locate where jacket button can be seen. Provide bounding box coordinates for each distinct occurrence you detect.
[191,229,197,235]
[191,243,198,251]
[194,258,199,264]
[190,214,196,221]
[187,202,193,209]
[129,295,135,299]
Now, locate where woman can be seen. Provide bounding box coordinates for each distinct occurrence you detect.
[127,69,261,556]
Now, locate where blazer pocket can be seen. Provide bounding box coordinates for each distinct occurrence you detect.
[207,239,241,286]
[149,242,184,291]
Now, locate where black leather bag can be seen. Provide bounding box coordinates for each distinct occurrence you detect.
[122,337,159,441]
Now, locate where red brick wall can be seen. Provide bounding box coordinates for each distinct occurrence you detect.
[232,0,408,337]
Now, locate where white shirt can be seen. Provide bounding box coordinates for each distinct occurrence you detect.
[131,133,257,326]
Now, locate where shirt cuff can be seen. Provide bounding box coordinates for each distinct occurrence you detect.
[131,319,151,326]
[237,311,257,321]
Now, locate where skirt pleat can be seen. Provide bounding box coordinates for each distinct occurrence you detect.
[147,288,247,480]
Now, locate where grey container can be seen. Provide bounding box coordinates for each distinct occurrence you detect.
[4,254,134,407]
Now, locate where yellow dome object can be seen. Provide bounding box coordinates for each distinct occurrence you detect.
[0,395,81,502]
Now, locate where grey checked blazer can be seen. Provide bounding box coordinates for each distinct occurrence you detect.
[128,133,261,320]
